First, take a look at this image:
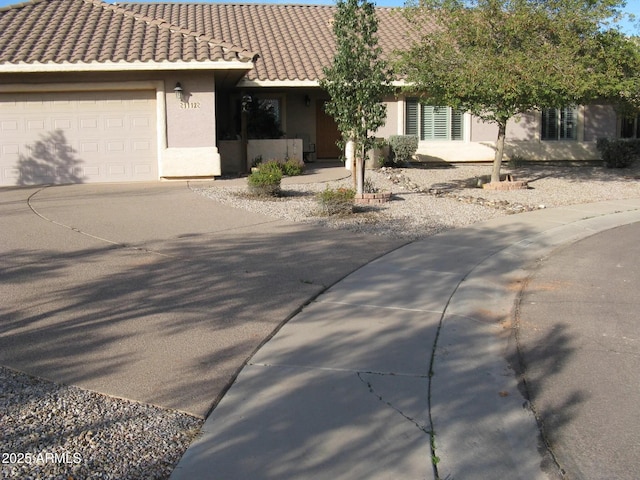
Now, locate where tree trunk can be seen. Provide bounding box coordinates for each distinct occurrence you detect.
[356,144,365,195]
[345,139,357,188]
[491,122,507,183]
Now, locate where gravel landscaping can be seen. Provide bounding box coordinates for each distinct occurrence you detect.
[2,161,640,480]
[193,162,640,241]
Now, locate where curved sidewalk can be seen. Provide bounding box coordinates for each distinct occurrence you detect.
[170,198,640,480]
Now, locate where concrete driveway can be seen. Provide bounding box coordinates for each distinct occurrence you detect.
[0,181,404,417]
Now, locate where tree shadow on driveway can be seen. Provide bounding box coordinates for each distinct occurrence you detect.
[0,215,405,417]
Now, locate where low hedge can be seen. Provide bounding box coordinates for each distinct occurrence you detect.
[596,138,640,168]
[388,135,419,165]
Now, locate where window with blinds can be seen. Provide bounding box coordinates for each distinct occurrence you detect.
[405,99,463,141]
[541,107,578,140]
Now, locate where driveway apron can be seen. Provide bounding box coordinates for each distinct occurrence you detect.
[0,182,404,417]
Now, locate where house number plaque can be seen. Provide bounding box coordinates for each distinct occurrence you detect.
[180,102,201,109]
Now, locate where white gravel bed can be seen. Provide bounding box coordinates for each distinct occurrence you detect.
[1,367,201,480]
[192,162,640,241]
[2,163,639,480]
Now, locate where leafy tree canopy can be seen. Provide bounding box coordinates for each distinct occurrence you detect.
[320,0,392,192]
[398,0,640,181]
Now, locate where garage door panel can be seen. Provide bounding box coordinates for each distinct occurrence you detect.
[1,119,19,131]
[53,117,74,130]
[0,90,158,186]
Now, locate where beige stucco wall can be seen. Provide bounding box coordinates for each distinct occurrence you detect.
[505,140,600,161]
[375,97,399,139]
[165,75,217,148]
[285,90,316,142]
[584,104,617,141]
[161,74,221,177]
[471,117,499,142]
[248,139,303,164]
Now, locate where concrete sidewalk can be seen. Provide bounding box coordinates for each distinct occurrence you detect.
[170,199,640,480]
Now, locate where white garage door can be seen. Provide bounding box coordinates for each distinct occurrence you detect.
[0,89,158,186]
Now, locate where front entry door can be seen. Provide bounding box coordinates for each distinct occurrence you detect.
[315,100,341,159]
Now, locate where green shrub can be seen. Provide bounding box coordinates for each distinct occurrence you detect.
[317,187,355,215]
[247,160,282,196]
[388,135,419,165]
[596,138,639,168]
[281,157,305,176]
[364,178,379,193]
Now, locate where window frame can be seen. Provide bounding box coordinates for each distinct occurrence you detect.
[405,98,464,141]
[541,106,579,141]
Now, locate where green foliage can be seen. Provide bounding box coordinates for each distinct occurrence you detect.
[388,135,419,165]
[364,178,379,193]
[280,157,305,176]
[398,0,640,181]
[247,160,282,196]
[317,186,356,215]
[252,157,304,176]
[596,138,640,168]
[320,0,392,193]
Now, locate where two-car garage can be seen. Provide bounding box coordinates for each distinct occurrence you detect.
[0,89,158,187]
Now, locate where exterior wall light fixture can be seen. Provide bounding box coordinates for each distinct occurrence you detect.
[305,94,311,107]
[241,94,253,113]
[174,82,184,101]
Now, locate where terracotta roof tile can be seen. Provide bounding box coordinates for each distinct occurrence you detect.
[0,0,257,65]
[122,3,417,82]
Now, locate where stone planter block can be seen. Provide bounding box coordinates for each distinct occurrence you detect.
[482,180,528,191]
[354,192,392,204]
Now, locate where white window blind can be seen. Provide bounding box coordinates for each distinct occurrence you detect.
[406,99,463,140]
[542,107,577,140]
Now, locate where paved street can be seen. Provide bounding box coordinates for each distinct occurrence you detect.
[517,222,640,479]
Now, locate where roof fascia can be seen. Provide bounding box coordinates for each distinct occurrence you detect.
[239,79,319,88]
[0,60,254,73]
[239,79,408,88]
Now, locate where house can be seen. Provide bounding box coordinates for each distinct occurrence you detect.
[0,0,630,186]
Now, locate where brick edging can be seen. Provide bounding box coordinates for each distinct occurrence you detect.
[482,181,528,191]
[354,192,392,204]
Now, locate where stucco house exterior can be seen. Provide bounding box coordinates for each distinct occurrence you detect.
[0,0,632,186]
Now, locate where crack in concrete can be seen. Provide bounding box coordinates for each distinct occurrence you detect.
[356,371,431,435]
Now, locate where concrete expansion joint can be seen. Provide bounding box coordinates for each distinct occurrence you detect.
[319,299,444,314]
[248,361,430,379]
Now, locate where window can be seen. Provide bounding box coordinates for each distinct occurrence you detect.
[234,96,284,139]
[406,99,464,141]
[541,107,578,140]
[257,98,281,123]
[621,114,640,139]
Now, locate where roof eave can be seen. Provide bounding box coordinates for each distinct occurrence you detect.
[238,79,408,88]
[0,60,255,73]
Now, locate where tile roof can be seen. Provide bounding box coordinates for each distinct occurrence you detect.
[0,0,257,66]
[122,3,416,82]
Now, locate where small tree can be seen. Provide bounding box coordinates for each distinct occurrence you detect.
[320,0,392,194]
[399,0,640,183]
